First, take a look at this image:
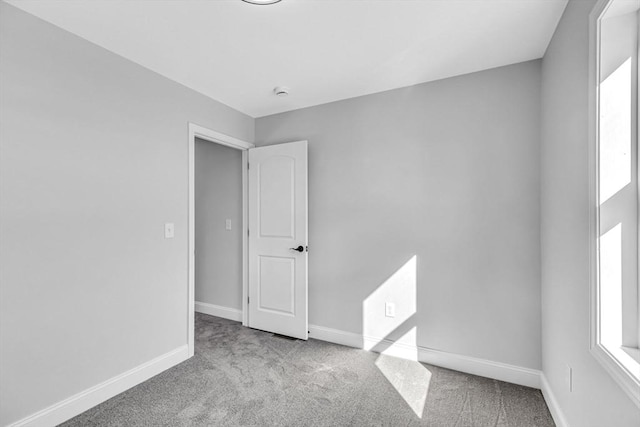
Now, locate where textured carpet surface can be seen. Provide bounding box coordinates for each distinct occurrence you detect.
[61,313,554,426]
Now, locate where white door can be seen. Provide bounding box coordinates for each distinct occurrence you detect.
[248,141,308,339]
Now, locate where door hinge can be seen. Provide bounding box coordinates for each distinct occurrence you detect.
[247,296,250,304]
[247,162,250,170]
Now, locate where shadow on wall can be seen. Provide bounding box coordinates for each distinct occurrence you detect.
[362,255,432,418]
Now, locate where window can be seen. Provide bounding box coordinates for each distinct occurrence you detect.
[590,0,640,407]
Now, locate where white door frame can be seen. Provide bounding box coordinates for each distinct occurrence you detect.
[187,122,254,356]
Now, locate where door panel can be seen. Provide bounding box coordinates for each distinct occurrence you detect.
[248,141,308,339]
[258,256,295,315]
[259,156,295,238]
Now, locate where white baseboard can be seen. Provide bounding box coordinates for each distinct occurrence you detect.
[8,345,189,427]
[309,323,541,389]
[309,324,363,348]
[195,301,242,322]
[540,374,569,427]
[417,346,541,388]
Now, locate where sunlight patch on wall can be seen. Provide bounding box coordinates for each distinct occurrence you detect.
[362,255,417,351]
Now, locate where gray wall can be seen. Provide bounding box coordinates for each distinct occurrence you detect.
[9,0,638,424]
[256,60,542,370]
[195,139,243,310]
[0,3,253,425]
[540,0,640,425]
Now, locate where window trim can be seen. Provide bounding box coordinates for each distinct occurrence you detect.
[588,0,640,408]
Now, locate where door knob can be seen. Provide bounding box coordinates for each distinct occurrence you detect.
[289,245,305,252]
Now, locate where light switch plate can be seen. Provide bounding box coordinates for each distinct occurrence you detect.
[225,219,232,230]
[165,223,175,239]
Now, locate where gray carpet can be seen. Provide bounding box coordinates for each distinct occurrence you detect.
[61,313,554,426]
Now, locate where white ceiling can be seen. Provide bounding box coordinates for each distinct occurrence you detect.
[7,0,568,118]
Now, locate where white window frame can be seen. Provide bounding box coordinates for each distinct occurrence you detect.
[588,0,640,408]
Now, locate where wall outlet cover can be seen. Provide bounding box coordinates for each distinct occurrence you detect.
[385,302,396,318]
[165,223,175,239]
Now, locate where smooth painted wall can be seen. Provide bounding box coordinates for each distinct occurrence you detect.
[540,0,640,425]
[195,139,243,310]
[256,60,542,370]
[0,3,253,425]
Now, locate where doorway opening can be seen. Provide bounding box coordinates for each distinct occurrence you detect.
[188,123,254,356]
